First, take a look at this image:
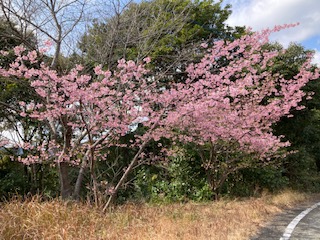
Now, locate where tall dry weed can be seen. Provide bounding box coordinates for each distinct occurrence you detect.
[0,190,311,240]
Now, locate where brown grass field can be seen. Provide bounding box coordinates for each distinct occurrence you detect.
[0,190,313,240]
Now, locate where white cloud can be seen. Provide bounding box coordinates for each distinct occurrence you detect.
[225,0,320,47]
[312,50,320,66]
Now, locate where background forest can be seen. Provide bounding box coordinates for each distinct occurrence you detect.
[0,0,320,208]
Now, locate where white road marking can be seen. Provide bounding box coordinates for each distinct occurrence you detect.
[280,202,320,240]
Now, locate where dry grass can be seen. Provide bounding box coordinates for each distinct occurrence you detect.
[0,190,312,240]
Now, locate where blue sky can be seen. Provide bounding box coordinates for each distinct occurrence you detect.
[222,0,320,65]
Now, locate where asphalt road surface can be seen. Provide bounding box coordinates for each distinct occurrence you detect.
[252,201,320,240]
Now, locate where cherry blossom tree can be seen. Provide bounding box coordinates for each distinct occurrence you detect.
[161,24,319,197]
[0,45,172,202]
[0,24,318,206]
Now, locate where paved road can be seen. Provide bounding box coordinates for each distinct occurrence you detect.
[289,203,320,240]
[252,201,320,240]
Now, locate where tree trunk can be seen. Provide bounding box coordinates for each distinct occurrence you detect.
[89,147,99,207]
[58,119,73,199]
[73,160,87,200]
[73,135,110,201]
[58,162,72,199]
[102,139,149,212]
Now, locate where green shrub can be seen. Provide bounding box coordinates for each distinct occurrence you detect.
[133,154,213,203]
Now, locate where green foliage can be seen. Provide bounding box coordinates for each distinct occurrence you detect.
[269,43,313,80]
[132,145,288,201]
[0,153,29,198]
[179,140,279,199]
[0,148,60,200]
[270,43,320,192]
[133,153,213,203]
[283,148,320,192]
[223,166,289,197]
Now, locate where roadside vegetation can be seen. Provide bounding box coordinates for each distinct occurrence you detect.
[0,190,312,240]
